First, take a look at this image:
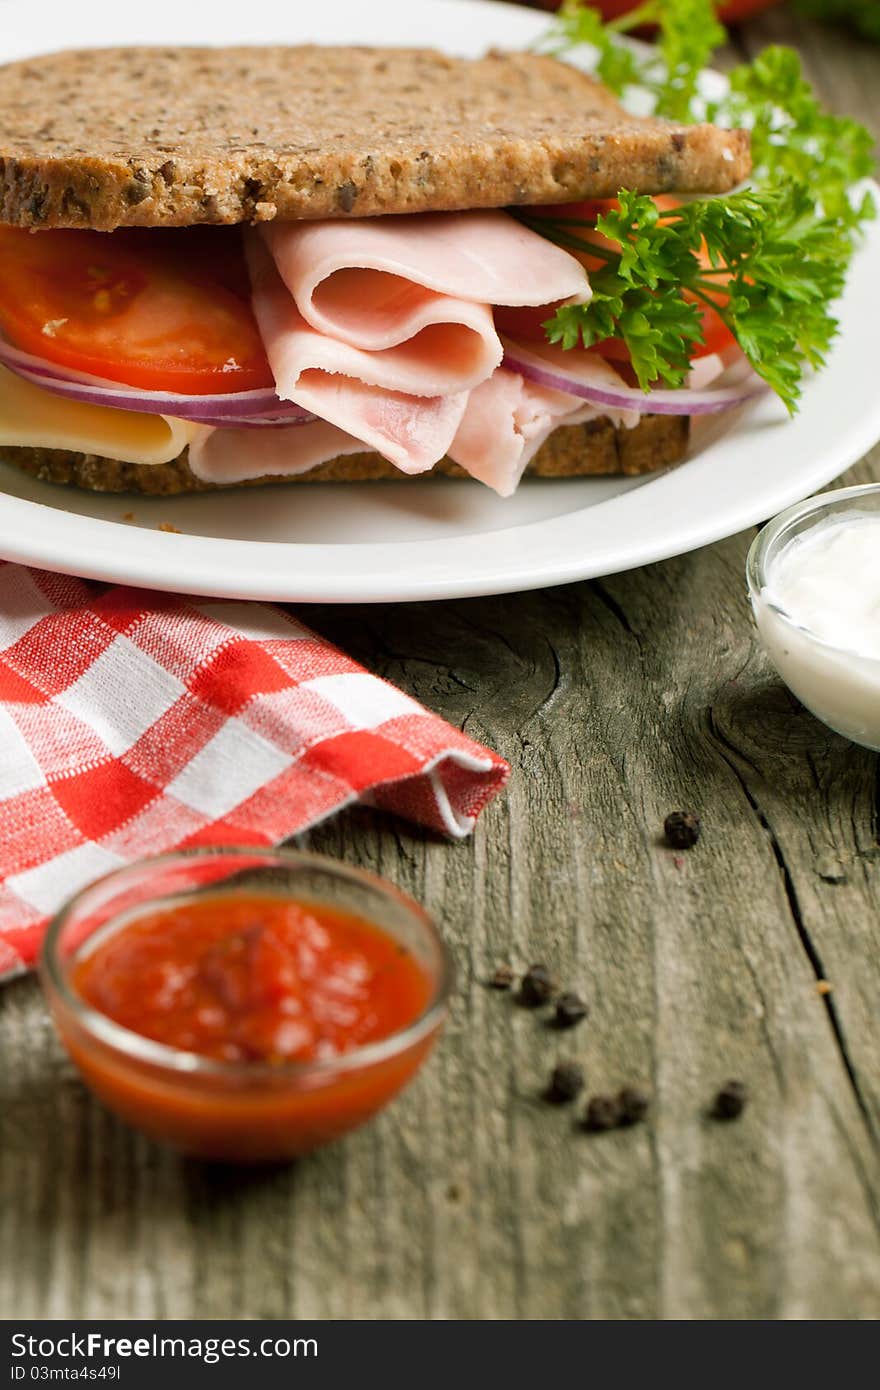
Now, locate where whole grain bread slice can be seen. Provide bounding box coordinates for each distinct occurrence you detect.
[0,46,750,231]
[0,415,688,495]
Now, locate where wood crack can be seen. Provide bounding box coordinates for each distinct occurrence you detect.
[588,579,642,650]
[708,708,878,1149]
[531,638,563,722]
[827,1101,880,1236]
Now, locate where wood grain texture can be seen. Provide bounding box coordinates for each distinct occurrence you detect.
[1,7,879,1322]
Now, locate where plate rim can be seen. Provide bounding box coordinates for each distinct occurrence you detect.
[1,0,879,603]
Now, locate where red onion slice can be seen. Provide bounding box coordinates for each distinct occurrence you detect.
[502,339,768,416]
[0,335,314,425]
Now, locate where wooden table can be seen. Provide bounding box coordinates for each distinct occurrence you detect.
[2,8,879,1323]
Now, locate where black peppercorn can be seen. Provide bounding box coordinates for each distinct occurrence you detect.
[487,964,515,990]
[713,1079,748,1119]
[664,810,701,850]
[617,1086,650,1125]
[582,1094,622,1132]
[519,963,556,1007]
[554,992,588,1028]
[545,1061,585,1104]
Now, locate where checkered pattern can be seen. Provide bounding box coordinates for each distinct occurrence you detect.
[0,563,509,981]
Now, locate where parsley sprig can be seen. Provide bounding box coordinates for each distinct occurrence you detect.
[532,1,876,412]
[542,0,724,121]
[710,46,875,226]
[526,186,849,411]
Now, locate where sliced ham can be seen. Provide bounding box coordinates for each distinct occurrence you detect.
[246,209,595,480]
[188,387,467,482]
[188,418,365,485]
[185,378,583,494]
[187,364,639,496]
[247,237,498,398]
[290,374,468,474]
[259,211,591,351]
[186,369,589,494]
[447,368,601,497]
[247,236,477,471]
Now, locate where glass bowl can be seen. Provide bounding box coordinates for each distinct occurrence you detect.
[746,482,880,751]
[40,847,452,1162]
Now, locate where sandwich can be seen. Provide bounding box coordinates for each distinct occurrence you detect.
[0,44,752,499]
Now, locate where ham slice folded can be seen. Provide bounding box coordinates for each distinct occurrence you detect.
[187,369,604,495]
[288,376,468,475]
[448,368,599,497]
[259,211,591,350]
[188,419,365,486]
[246,208,597,482]
[247,237,473,471]
[247,238,500,396]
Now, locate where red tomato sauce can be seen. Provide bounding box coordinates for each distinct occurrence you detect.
[61,892,440,1160]
[73,894,432,1064]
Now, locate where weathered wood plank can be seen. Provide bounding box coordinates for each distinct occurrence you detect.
[5,459,880,1317]
[303,476,880,1319]
[2,9,880,1322]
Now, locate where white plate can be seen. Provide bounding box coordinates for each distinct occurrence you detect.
[1,0,879,603]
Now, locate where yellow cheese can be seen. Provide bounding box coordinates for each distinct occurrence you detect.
[0,366,198,464]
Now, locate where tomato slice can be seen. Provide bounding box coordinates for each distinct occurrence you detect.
[524,198,621,224]
[0,225,273,394]
[494,303,560,343]
[686,290,734,358]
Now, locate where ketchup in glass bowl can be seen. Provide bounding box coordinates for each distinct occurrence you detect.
[40,848,451,1162]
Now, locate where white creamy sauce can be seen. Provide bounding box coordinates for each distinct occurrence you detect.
[756,515,880,750]
[767,519,880,659]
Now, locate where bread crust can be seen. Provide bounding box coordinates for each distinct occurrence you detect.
[0,46,750,231]
[0,415,689,495]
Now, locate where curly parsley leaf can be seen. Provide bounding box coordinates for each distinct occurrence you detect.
[542,0,724,119]
[549,280,703,391]
[709,46,875,224]
[653,0,726,121]
[530,2,876,412]
[542,1,643,93]
[528,186,851,412]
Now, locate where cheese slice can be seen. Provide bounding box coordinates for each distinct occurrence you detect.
[0,367,198,465]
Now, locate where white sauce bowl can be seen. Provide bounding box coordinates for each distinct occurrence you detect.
[747,483,880,752]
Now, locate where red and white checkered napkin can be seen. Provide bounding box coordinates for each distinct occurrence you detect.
[0,562,509,981]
